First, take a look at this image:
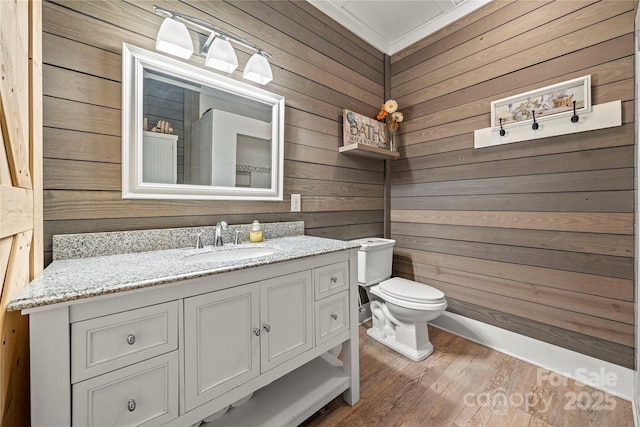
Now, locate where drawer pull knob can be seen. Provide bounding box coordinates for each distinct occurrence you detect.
[253,328,261,336]
[126,334,136,345]
[331,313,338,320]
[330,276,338,283]
[263,324,271,332]
[127,398,136,412]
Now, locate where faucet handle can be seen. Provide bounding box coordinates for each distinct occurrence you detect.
[195,233,203,249]
[234,229,241,244]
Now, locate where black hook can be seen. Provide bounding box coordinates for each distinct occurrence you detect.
[499,118,506,136]
[532,110,539,130]
[571,100,579,123]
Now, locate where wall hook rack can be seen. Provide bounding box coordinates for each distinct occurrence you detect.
[571,100,579,123]
[499,118,506,136]
[531,110,539,130]
[474,100,622,149]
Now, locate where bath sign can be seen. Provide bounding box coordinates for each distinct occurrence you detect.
[343,109,387,148]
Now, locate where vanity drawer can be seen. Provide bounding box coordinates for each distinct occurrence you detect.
[73,352,178,427]
[71,301,178,383]
[315,292,349,344]
[314,261,349,300]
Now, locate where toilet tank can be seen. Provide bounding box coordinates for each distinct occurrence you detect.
[351,238,396,286]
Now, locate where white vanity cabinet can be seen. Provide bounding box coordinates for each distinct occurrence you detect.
[26,249,359,427]
[184,270,313,411]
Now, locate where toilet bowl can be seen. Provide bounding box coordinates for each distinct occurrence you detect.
[369,277,446,361]
[352,238,447,361]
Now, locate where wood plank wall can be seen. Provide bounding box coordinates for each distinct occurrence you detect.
[41,0,386,264]
[390,0,637,368]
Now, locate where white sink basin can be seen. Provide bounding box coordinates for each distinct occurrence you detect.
[183,247,277,264]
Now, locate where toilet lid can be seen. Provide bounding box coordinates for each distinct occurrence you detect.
[379,277,445,304]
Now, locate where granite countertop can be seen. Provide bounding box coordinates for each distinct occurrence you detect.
[9,235,360,312]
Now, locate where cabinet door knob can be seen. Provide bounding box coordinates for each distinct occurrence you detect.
[331,313,338,320]
[126,334,136,345]
[127,398,136,412]
[330,276,338,283]
[263,324,271,332]
[253,328,261,336]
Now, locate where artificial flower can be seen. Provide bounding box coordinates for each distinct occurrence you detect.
[376,99,404,150]
[376,99,403,131]
[391,111,403,123]
[383,99,398,114]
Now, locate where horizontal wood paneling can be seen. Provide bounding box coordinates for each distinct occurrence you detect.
[394,234,632,280]
[390,1,636,367]
[394,259,633,321]
[399,9,635,107]
[392,210,633,234]
[391,223,632,258]
[42,0,386,261]
[393,247,633,302]
[393,145,634,185]
[444,298,634,370]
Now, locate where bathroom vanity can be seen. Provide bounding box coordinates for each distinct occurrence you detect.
[9,229,360,426]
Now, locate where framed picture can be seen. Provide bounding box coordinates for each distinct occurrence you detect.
[491,75,591,129]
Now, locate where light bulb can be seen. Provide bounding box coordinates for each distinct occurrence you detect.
[155,18,194,59]
[243,52,273,85]
[205,37,238,73]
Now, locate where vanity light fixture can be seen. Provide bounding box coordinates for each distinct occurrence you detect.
[243,51,273,85]
[205,36,238,73]
[152,5,273,85]
[155,17,194,59]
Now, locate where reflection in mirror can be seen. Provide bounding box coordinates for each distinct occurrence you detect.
[122,43,284,200]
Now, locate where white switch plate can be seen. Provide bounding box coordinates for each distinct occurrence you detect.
[291,194,301,212]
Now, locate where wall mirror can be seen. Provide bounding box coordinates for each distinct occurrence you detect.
[122,43,284,200]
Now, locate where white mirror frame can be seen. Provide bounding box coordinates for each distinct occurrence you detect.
[121,43,285,200]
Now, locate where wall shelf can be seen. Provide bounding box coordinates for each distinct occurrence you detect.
[339,143,400,160]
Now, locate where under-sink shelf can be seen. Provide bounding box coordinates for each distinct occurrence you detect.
[339,143,400,160]
[205,354,349,427]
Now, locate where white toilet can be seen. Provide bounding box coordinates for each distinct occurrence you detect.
[352,238,447,361]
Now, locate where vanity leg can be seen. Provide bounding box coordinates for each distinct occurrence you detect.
[29,307,70,427]
[342,251,360,405]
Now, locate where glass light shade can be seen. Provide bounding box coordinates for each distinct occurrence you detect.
[156,18,194,59]
[243,53,273,85]
[205,38,238,73]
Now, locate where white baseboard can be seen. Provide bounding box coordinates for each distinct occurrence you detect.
[430,311,634,401]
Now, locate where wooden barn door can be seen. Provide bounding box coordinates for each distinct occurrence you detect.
[0,0,43,426]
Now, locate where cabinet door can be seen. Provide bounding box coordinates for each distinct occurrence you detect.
[260,271,313,372]
[184,283,260,411]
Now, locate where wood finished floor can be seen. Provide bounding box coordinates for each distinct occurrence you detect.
[301,323,634,427]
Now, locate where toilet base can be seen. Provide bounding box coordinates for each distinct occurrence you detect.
[366,325,434,362]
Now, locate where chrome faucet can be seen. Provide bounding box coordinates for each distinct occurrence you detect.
[214,221,228,246]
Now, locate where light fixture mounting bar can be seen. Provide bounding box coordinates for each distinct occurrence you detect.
[152,5,271,58]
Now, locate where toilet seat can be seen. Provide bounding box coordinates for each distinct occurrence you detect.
[378,277,445,304]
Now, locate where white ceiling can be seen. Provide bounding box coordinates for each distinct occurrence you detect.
[308,0,491,55]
